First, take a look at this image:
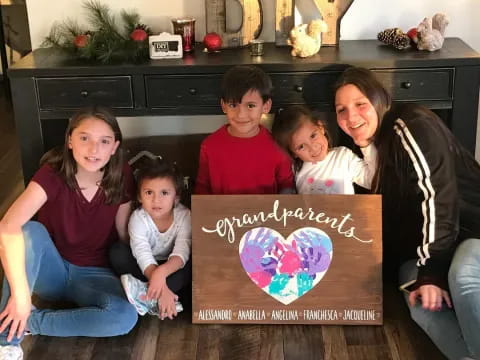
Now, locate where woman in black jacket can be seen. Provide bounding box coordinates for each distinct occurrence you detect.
[334,67,480,360]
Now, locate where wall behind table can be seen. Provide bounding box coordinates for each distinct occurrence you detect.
[25,0,480,160]
[26,0,480,51]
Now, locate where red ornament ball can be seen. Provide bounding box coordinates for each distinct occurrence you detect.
[130,28,148,42]
[203,32,222,52]
[407,28,418,44]
[74,34,89,48]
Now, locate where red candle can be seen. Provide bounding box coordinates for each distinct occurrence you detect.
[172,18,196,53]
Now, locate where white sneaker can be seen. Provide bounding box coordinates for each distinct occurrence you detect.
[153,301,184,318]
[0,345,23,360]
[175,301,184,313]
[120,274,157,316]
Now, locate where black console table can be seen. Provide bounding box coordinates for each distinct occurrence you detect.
[8,38,480,182]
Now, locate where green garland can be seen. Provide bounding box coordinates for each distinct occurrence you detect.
[42,0,152,64]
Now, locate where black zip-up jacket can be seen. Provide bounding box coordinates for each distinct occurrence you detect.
[379,104,480,290]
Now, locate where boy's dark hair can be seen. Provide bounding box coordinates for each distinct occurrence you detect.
[272,105,330,173]
[221,65,273,103]
[41,105,125,205]
[134,157,184,209]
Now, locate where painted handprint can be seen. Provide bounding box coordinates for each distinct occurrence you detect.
[239,227,333,305]
[239,227,278,273]
[295,228,333,252]
[300,246,331,277]
[295,228,333,277]
[269,273,291,297]
[268,240,302,276]
[297,271,314,297]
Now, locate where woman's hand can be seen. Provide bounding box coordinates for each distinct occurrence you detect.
[158,287,178,320]
[146,266,167,300]
[408,284,452,311]
[0,295,31,342]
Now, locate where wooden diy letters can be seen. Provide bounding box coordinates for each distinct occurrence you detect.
[205,0,262,48]
[275,0,355,46]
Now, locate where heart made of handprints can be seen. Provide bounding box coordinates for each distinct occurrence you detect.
[238,227,333,305]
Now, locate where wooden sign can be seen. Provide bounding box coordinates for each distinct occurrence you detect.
[275,0,295,46]
[192,195,382,324]
[205,0,262,48]
[313,0,354,46]
[275,0,355,46]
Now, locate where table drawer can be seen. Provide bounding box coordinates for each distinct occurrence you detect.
[146,75,222,107]
[270,72,340,107]
[373,69,453,101]
[36,76,133,110]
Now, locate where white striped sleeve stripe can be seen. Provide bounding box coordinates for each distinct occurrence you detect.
[393,119,436,266]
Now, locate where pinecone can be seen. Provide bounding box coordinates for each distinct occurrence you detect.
[377,28,401,44]
[377,28,411,50]
[392,34,411,50]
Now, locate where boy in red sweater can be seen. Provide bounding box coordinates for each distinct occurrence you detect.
[194,65,294,194]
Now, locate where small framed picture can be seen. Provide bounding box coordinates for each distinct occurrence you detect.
[149,32,183,59]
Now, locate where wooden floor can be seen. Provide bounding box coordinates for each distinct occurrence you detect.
[0,86,446,359]
[19,283,446,360]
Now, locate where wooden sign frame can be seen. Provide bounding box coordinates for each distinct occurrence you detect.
[205,0,263,48]
[192,194,382,325]
[275,0,355,46]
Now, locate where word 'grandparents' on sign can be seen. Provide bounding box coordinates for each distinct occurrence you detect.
[192,194,382,324]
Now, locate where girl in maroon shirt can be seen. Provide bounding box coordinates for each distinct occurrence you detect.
[0,105,137,359]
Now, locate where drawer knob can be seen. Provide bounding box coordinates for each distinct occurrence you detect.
[188,88,197,95]
[80,90,89,97]
[295,85,303,92]
[401,81,412,89]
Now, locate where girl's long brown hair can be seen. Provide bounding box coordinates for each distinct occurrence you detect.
[41,105,125,204]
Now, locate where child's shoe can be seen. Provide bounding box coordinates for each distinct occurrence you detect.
[120,274,157,316]
[175,301,184,313]
[0,345,23,360]
[151,301,184,318]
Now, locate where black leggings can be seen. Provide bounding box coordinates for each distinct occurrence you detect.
[109,241,192,294]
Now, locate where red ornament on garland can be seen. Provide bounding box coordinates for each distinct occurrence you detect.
[74,34,89,48]
[203,32,222,52]
[130,28,148,42]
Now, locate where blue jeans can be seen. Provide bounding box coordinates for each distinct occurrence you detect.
[399,239,480,360]
[0,221,138,345]
[449,238,480,359]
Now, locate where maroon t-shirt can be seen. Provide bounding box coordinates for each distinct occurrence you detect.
[32,163,134,267]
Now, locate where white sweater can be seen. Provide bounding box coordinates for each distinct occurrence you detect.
[295,145,377,194]
[128,204,191,273]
